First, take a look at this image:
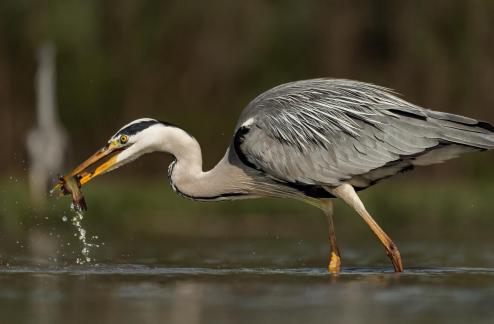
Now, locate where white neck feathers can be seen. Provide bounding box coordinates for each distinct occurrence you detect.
[149,125,250,200]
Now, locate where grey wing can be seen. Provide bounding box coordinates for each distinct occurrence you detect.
[234,79,494,188]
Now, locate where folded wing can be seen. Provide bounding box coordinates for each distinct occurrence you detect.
[234,79,494,188]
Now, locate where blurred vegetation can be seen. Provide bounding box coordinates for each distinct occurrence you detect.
[1,0,494,176]
[2,174,494,237]
[1,1,494,257]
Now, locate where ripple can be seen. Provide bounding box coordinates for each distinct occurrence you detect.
[1,265,494,277]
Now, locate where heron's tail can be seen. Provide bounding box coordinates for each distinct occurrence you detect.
[425,110,494,150]
[404,110,494,167]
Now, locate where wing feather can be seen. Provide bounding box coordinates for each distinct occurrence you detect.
[234,79,494,188]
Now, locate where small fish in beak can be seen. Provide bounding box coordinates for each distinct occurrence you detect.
[52,175,87,212]
[50,140,126,210]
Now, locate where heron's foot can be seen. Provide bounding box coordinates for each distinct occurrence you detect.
[385,242,404,272]
[328,250,341,273]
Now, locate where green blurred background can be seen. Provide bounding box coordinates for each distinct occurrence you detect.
[1,0,494,267]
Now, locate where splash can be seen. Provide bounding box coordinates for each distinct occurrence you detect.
[51,175,99,264]
[69,203,99,264]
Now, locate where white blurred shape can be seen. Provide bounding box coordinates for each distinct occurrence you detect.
[27,42,68,204]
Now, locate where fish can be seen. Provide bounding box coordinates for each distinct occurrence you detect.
[51,175,88,212]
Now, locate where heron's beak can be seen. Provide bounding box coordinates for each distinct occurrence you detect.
[52,141,124,196]
[71,141,125,185]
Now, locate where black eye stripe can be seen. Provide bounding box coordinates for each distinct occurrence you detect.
[116,120,160,137]
[113,120,179,138]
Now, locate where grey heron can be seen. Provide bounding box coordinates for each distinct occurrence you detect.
[55,78,494,273]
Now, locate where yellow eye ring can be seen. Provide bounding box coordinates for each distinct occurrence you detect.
[119,135,128,144]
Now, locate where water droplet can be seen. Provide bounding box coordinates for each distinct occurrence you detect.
[66,206,100,264]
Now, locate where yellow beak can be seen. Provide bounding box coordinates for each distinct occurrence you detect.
[53,141,123,195]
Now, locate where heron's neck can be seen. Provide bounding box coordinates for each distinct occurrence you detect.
[160,126,250,201]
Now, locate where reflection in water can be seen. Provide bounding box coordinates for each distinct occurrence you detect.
[29,274,61,324]
[2,203,494,323]
[170,282,203,324]
[1,266,494,323]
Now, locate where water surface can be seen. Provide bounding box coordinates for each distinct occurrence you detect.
[2,186,494,324]
[1,249,494,324]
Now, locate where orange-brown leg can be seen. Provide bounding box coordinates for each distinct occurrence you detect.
[327,184,404,272]
[320,199,341,273]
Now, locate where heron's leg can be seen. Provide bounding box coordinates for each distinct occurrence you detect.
[327,184,404,272]
[319,199,341,273]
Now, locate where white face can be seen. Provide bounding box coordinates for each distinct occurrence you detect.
[108,118,160,146]
[108,121,165,172]
[61,118,166,186]
[110,121,195,171]
[60,117,196,188]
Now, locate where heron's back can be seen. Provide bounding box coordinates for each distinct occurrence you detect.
[231,79,494,191]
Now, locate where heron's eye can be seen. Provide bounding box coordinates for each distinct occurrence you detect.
[119,135,128,144]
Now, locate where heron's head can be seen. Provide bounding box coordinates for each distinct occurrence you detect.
[59,118,171,187]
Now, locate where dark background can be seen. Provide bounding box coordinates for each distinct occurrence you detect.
[2,0,494,177]
[1,0,494,255]
[1,3,494,323]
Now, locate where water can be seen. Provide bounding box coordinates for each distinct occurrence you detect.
[49,181,99,264]
[1,233,494,324]
[68,204,99,264]
[2,188,494,323]
[0,264,493,324]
